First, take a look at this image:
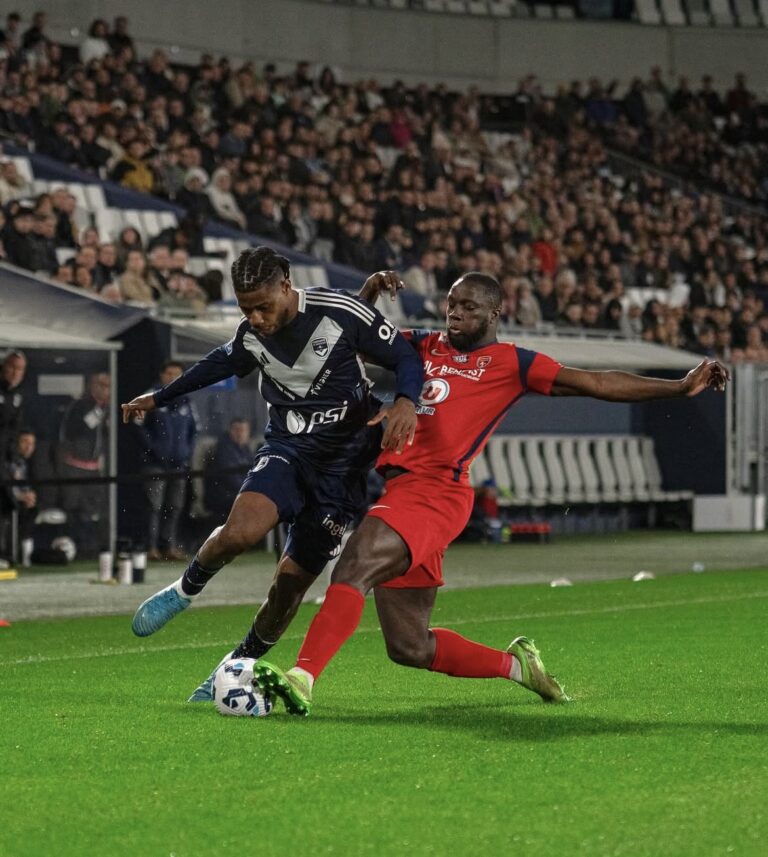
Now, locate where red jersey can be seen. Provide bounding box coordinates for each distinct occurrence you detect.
[377,330,562,482]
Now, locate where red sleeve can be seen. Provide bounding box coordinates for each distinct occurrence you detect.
[516,347,562,395]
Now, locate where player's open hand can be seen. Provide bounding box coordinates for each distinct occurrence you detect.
[368,397,417,454]
[360,271,404,304]
[121,393,157,424]
[681,359,730,397]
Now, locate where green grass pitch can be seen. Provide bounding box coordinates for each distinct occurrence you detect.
[3,567,768,856]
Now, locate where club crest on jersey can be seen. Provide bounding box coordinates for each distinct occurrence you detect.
[452,354,469,363]
[419,378,451,406]
[476,356,492,369]
[311,337,329,357]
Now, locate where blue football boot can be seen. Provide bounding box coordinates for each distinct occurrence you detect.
[131,583,191,637]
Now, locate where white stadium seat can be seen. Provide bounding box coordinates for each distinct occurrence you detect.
[522,438,552,505]
[487,436,516,501]
[468,0,490,12]
[541,438,567,505]
[83,184,107,212]
[659,0,686,24]
[625,437,651,502]
[593,438,619,502]
[608,436,638,502]
[733,0,760,24]
[558,437,586,503]
[684,0,711,24]
[11,156,33,183]
[488,0,516,13]
[709,0,734,23]
[469,449,492,487]
[533,3,555,16]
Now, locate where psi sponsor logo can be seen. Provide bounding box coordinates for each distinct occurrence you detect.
[286,402,349,434]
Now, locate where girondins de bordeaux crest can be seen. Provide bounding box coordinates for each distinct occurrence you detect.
[312,338,329,357]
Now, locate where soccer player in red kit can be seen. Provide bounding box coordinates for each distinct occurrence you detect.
[254,272,729,715]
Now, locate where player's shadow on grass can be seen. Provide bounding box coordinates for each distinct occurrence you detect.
[322,706,768,742]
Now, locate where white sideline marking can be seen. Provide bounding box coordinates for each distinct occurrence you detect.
[3,589,768,669]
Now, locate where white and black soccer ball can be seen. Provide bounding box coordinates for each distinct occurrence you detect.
[212,658,273,717]
[51,536,77,562]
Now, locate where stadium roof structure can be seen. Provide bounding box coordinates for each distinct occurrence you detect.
[0,262,145,345]
[0,320,122,352]
[171,318,701,371]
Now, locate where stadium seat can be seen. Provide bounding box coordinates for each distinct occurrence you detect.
[659,0,687,24]
[141,210,163,239]
[424,0,448,10]
[55,247,76,265]
[640,437,693,502]
[95,208,121,243]
[733,0,760,24]
[522,437,553,504]
[157,211,178,231]
[487,436,518,503]
[83,184,107,213]
[625,437,651,502]
[469,449,493,486]
[541,438,567,505]
[468,0,491,12]
[758,0,768,23]
[709,0,734,23]
[558,437,586,503]
[555,4,576,16]
[10,156,33,183]
[575,438,602,503]
[684,0,712,24]
[488,0,516,13]
[533,3,556,16]
[608,436,639,502]
[593,437,619,502]
[123,209,147,240]
[446,0,469,11]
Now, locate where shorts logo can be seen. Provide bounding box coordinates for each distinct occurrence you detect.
[419,378,450,405]
[286,410,307,434]
[476,356,492,369]
[312,337,329,357]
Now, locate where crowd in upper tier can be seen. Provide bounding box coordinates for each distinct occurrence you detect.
[1,10,767,362]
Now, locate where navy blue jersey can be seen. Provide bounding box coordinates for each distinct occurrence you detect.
[154,288,423,473]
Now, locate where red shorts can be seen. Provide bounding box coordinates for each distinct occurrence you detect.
[367,471,475,589]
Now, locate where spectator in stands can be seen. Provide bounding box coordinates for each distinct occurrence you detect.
[108,15,133,56]
[176,168,215,223]
[27,212,58,274]
[204,418,253,520]
[21,10,47,52]
[80,19,110,65]
[57,371,110,557]
[0,349,26,464]
[9,428,38,567]
[206,167,245,230]
[50,187,78,248]
[93,242,119,289]
[134,360,196,560]
[2,203,36,270]
[0,158,32,204]
[157,270,207,314]
[0,12,22,59]
[116,226,143,264]
[111,137,155,194]
[118,249,160,304]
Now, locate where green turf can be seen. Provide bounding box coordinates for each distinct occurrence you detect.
[3,568,768,856]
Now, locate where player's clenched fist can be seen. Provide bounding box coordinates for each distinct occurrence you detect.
[368,397,417,454]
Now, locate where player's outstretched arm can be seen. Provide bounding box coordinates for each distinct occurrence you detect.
[550,359,730,402]
[358,271,404,305]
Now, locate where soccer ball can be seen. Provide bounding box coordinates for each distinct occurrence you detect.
[212,658,273,717]
[51,536,77,561]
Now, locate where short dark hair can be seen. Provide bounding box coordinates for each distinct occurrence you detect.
[457,272,502,310]
[231,246,290,292]
[161,359,184,373]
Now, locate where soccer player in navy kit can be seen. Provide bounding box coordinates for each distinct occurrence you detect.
[122,247,422,697]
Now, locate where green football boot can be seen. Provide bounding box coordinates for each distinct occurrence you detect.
[506,636,570,703]
[253,661,312,716]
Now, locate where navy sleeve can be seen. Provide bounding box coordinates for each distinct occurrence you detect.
[348,304,423,404]
[154,322,258,407]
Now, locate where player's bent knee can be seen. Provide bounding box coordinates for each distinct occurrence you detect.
[385,639,431,670]
[217,521,259,556]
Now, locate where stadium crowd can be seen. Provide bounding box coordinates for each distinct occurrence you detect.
[0,10,767,363]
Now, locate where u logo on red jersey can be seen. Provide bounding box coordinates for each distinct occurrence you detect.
[419,378,451,405]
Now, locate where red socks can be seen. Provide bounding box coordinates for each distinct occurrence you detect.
[429,628,512,679]
[296,583,365,680]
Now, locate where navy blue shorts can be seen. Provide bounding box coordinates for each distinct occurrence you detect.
[238,444,374,575]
